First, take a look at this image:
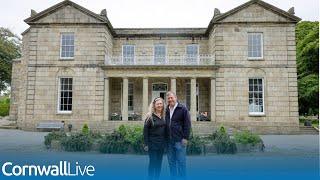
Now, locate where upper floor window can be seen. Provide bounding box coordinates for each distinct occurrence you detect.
[248,78,264,115]
[248,33,263,59]
[186,44,199,63]
[154,44,166,64]
[122,45,135,64]
[60,33,74,59]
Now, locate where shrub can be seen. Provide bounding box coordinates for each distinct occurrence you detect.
[187,135,204,155]
[99,131,129,154]
[122,125,144,154]
[82,124,89,135]
[44,131,66,148]
[99,125,144,154]
[0,97,10,117]
[234,130,262,145]
[89,131,102,139]
[212,126,237,154]
[61,133,92,152]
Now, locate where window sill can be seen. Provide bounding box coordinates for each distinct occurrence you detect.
[57,111,72,115]
[247,58,264,61]
[59,58,74,61]
[248,113,265,117]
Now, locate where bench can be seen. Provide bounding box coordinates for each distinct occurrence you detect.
[36,122,64,131]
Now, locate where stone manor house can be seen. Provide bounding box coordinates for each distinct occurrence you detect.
[9,0,301,134]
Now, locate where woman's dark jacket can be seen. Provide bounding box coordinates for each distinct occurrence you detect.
[143,113,167,150]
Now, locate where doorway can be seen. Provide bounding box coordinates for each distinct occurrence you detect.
[152,83,168,101]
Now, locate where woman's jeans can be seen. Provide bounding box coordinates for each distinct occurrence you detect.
[148,148,164,180]
[167,141,187,179]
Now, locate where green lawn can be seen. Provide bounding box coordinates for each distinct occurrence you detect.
[0,96,10,117]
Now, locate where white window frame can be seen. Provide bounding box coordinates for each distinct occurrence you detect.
[152,82,168,92]
[57,77,73,114]
[248,77,265,116]
[60,33,75,60]
[122,45,135,65]
[186,83,200,113]
[152,82,168,100]
[120,82,134,113]
[247,32,264,60]
[153,44,167,64]
[186,44,200,64]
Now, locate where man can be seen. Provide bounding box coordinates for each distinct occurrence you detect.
[165,91,191,179]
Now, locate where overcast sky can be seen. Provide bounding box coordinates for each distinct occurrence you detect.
[0,0,319,36]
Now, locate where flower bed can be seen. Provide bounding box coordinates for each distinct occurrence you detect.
[45,124,264,154]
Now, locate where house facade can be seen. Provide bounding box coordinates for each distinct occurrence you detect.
[9,0,301,134]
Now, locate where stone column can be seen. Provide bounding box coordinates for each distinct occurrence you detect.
[142,77,149,120]
[122,77,128,121]
[210,78,216,122]
[103,78,109,121]
[190,78,197,121]
[170,78,176,94]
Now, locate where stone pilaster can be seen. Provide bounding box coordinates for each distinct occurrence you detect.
[210,78,216,122]
[103,78,109,121]
[122,77,128,121]
[170,78,176,94]
[190,78,197,121]
[142,77,149,120]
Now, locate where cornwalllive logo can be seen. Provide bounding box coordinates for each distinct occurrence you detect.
[1,161,95,177]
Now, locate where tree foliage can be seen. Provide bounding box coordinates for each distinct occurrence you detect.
[296,21,319,115]
[0,27,21,92]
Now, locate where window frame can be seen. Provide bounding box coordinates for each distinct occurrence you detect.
[247,32,264,60]
[122,45,135,65]
[248,77,265,116]
[57,77,73,114]
[185,44,200,64]
[128,83,134,111]
[153,44,167,64]
[60,33,75,60]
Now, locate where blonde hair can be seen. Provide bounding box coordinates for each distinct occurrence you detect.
[145,97,166,122]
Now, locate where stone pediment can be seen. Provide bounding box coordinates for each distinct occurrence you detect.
[24,0,114,33]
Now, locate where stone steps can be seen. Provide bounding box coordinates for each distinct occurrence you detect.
[299,126,319,135]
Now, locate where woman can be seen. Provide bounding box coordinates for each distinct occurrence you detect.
[143,97,167,180]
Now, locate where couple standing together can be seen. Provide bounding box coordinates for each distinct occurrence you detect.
[143,91,191,180]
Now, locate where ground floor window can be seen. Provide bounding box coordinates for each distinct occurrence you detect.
[128,83,134,111]
[248,78,264,115]
[58,77,73,113]
[186,83,199,112]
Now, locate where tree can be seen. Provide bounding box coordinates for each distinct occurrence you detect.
[0,27,21,93]
[295,21,319,115]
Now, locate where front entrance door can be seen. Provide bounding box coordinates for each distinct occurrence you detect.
[152,83,168,101]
